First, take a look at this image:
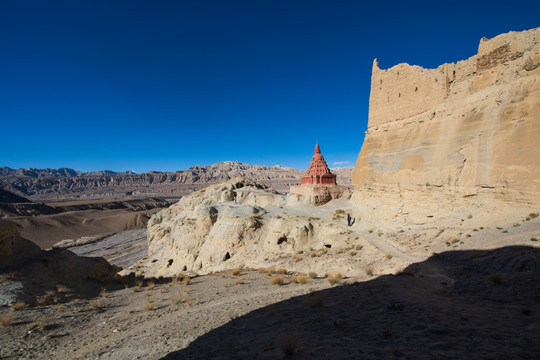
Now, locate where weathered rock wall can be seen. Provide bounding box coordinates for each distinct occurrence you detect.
[352,27,540,229]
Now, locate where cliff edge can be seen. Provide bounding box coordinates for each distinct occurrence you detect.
[352,27,540,229]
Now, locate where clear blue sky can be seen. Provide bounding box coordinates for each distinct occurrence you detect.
[1,1,538,173]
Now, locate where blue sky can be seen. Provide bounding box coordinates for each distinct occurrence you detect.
[1,1,538,173]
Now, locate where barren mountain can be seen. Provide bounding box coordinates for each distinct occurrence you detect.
[0,162,352,202]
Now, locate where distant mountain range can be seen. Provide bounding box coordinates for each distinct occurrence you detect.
[0,161,353,202]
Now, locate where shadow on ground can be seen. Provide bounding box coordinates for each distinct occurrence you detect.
[163,246,540,359]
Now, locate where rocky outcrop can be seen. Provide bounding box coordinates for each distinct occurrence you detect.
[0,220,121,305]
[352,27,540,229]
[131,178,364,277]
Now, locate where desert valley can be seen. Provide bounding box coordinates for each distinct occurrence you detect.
[1,27,540,359]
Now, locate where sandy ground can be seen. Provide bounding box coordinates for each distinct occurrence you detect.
[1,198,539,359]
[2,244,539,359]
[8,207,163,249]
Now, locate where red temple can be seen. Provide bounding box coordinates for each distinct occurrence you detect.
[301,144,337,186]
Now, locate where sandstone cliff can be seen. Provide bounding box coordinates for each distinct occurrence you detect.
[352,27,540,229]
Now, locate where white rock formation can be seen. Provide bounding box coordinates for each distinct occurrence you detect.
[132,178,375,277]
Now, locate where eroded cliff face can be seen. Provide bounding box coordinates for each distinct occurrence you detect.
[352,27,540,229]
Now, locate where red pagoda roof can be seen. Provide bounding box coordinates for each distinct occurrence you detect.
[304,144,333,176]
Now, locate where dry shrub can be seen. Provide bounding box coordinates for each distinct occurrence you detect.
[89,299,100,309]
[365,268,374,276]
[1,314,14,326]
[133,280,143,292]
[277,268,287,275]
[144,301,155,311]
[10,300,25,311]
[182,276,191,285]
[147,281,156,290]
[26,321,45,332]
[385,254,393,260]
[266,268,276,275]
[270,275,285,285]
[304,292,324,308]
[350,251,357,256]
[296,275,307,284]
[308,271,317,279]
[56,284,69,293]
[279,333,298,356]
[0,272,21,281]
[183,285,190,293]
[100,289,110,298]
[231,268,241,276]
[45,290,56,297]
[35,296,48,306]
[327,273,343,285]
[171,294,182,306]
[258,267,266,273]
[355,245,363,250]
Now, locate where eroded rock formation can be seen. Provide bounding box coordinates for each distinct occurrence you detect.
[132,178,366,277]
[352,27,540,229]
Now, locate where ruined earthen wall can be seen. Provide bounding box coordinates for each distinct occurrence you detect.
[352,27,540,229]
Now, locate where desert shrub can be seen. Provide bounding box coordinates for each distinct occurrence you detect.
[182,276,191,285]
[144,301,155,311]
[355,245,363,250]
[529,213,539,219]
[26,321,45,332]
[270,275,285,285]
[0,314,14,326]
[231,268,241,276]
[513,223,520,227]
[365,268,374,276]
[296,275,307,284]
[171,294,182,305]
[385,254,393,260]
[133,280,143,292]
[308,272,317,279]
[100,289,110,298]
[56,284,69,293]
[0,272,21,282]
[350,251,357,256]
[147,281,156,290]
[327,273,343,285]
[10,300,25,311]
[35,296,48,306]
[335,209,345,215]
[89,299,100,309]
[531,238,538,242]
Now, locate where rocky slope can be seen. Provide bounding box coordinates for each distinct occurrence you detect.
[0,162,353,201]
[352,27,540,230]
[0,220,121,306]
